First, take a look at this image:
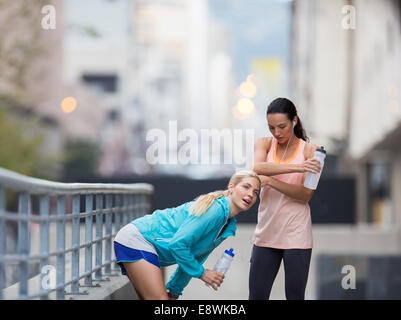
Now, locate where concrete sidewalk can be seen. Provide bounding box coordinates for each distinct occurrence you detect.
[164,223,401,300]
[163,223,292,300]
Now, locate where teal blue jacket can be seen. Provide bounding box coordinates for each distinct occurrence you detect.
[131,196,236,295]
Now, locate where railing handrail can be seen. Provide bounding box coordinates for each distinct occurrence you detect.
[0,167,153,195]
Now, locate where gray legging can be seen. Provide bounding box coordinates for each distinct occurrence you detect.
[248,245,312,300]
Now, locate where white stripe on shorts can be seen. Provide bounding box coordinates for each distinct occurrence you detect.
[114,223,158,256]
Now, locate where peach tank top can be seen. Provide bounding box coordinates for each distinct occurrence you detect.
[253,137,313,249]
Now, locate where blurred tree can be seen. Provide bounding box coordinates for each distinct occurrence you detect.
[62,140,100,182]
[0,0,62,179]
[0,0,49,105]
[0,104,45,177]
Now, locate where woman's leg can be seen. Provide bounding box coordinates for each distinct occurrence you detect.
[248,245,283,300]
[122,259,169,300]
[282,249,312,300]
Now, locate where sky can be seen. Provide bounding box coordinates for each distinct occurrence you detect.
[64,0,131,49]
[208,0,292,88]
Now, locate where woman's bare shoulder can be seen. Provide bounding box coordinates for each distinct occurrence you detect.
[255,137,273,150]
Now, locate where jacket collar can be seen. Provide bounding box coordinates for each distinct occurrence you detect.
[215,196,230,219]
[215,196,237,237]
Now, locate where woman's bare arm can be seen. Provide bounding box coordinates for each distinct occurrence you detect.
[256,141,320,202]
[262,176,314,202]
[252,137,320,176]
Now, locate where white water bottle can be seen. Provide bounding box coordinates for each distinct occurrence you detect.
[304,146,326,190]
[205,248,235,288]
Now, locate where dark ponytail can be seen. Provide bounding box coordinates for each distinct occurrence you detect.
[266,97,309,142]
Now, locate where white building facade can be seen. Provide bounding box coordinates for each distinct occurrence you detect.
[291,0,401,228]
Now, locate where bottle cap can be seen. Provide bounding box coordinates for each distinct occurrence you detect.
[316,146,326,154]
[225,248,234,257]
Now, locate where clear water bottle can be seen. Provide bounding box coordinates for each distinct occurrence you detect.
[304,146,326,190]
[205,248,235,288]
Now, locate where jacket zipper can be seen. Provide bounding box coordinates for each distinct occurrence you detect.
[214,218,228,245]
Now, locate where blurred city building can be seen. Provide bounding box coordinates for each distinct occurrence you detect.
[64,0,135,176]
[65,0,229,178]
[291,0,401,228]
[291,0,401,299]
[0,0,112,178]
[130,0,293,178]
[48,0,293,179]
[207,0,293,177]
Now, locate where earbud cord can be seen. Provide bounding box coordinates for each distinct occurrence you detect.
[278,130,294,164]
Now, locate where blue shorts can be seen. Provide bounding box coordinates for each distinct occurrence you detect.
[114,241,160,275]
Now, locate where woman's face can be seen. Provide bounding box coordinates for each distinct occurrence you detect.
[228,177,260,212]
[267,113,295,145]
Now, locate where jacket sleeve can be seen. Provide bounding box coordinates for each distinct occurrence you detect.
[165,266,191,296]
[166,251,211,296]
[168,202,223,279]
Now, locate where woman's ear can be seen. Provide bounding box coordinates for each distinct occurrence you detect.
[293,115,298,127]
[228,183,235,195]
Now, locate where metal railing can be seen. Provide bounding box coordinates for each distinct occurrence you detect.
[0,167,153,300]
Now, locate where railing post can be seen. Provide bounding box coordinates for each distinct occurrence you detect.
[126,194,131,223]
[138,194,144,217]
[113,194,122,271]
[84,194,93,287]
[122,194,129,227]
[104,194,112,275]
[138,194,144,218]
[134,194,140,220]
[94,194,104,281]
[133,194,138,221]
[56,195,66,300]
[0,187,5,300]
[114,194,122,233]
[18,192,31,299]
[39,194,50,299]
[70,194,80,294]
[144,194,151,215]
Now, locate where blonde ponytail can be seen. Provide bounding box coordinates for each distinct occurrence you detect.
[189,170,261,217]
[189,190,229,217]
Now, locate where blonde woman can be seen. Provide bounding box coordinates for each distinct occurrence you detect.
[113,170,261,300]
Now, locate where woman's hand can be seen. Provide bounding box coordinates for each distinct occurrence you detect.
[299,158,321,174]
[259,175,272,188]
[200,269,225,291]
